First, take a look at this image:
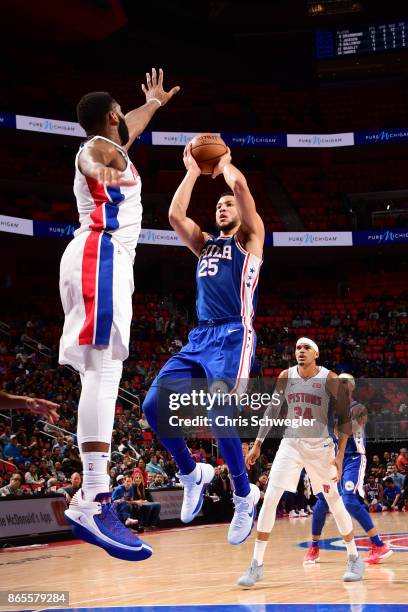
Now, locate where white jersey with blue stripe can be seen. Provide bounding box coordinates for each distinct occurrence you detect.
[73,136,142,260]
[284,366,332,441]
[196,234,262,323]
[345,400,366,456]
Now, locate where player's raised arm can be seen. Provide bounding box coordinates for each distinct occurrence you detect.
[124,68,180,150]
[78,139,137,186]
[168,144,210,257]
[245,371,288,468]
[0,391,59,424]
[212,149,264,257]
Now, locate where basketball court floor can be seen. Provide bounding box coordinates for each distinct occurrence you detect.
[1,512,407,612]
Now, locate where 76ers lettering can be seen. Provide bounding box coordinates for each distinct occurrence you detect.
[198,244,232,277]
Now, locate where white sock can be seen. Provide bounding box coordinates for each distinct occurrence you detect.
[81,452,110,501]
[345,538,358,558]
[253,539,268,566]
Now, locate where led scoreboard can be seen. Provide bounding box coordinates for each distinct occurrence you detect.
[316,21,408,59]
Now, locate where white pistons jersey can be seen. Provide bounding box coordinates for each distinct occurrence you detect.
[284,365,332,441]
[73,135,142,259]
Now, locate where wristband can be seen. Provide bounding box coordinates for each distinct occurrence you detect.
[147,97,162,107]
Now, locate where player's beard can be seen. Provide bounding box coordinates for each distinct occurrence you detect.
[118,116,130,146]
[216,219,239,233]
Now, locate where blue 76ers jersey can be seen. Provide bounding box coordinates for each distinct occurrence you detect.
[344,399,366,455]
[196,235,262,323]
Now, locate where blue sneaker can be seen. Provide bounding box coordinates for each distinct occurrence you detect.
[228,483,260,545]
[64,491,153,561]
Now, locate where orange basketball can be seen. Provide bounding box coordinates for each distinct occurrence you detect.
[190,133,228,175]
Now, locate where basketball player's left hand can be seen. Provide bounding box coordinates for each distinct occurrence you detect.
[25,397,60,424]
[211,148,232,178]
[331,454,343,482]
[142,68,180,107]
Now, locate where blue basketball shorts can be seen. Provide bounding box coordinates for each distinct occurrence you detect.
[342,454,367,498]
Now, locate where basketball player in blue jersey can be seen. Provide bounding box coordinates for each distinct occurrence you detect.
[238,338,365,586]
[60,69,179,561]
[304,373,392,566]
[143,143,264,545]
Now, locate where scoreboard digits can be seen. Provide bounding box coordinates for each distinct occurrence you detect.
[316,21,408,59]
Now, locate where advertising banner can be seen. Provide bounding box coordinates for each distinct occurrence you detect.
[222,133,287,148]
[149,488,203,520]
[0,113,16,129]
[33,221,78,239]
[138,228,183,246]
[16,115,86,137]
[287,133,354,148]
[273,231,353,246]
[0,495,69,538]
[353,228,408,245]
[0,215,33,236]
[151,131,204,146]
[354,129,408,145]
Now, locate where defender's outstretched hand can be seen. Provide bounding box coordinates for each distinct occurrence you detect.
[142,68,180,107]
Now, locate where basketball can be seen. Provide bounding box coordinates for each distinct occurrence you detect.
[190,133,228,175]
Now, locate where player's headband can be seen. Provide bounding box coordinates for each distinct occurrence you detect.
[339,373,356,388]
[296,337,319,353]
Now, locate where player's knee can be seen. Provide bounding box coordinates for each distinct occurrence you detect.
[325,492,353,535]
[141,385,159,422]
[343,492,360,514]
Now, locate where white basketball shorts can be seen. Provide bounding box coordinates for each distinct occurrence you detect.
[59,230,134,373]
[268,437,338,495]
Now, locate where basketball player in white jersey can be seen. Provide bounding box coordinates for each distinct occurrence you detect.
[59,68,179,561]
[237,338,365,585]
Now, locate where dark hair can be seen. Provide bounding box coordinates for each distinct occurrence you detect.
[219,191,234,199]
[385,477,394,484]
[76,91,115,133]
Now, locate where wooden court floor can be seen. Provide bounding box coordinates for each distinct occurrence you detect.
[1,512,407,610]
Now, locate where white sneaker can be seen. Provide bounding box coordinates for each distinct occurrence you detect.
[228,483,260,545]
[289,510,299,518]
[237,559,264,587]
[64,490,152,561]
[298,509,308,517]
[178,463,214,523]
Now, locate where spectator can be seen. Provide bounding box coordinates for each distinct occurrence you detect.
[138,413,150,431]
[133,459,148,487]
[132,471,161,529]
[149,473,165,488]
[109,467,118,488]
[209,466,233,501]
[52,432,66,455]
[3,434,23,464]
[58,472,81,503]
[0,473,25,496]
[396,448,408,475]
[52,461,67,482]
[382,477,403,511]
[46,477,60,493]
[364,474,384,512]
[25,463,45,486]
[146,454,166,476]
[111,475,139,529]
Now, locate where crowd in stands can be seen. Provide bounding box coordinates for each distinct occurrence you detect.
[0,285,407,532]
